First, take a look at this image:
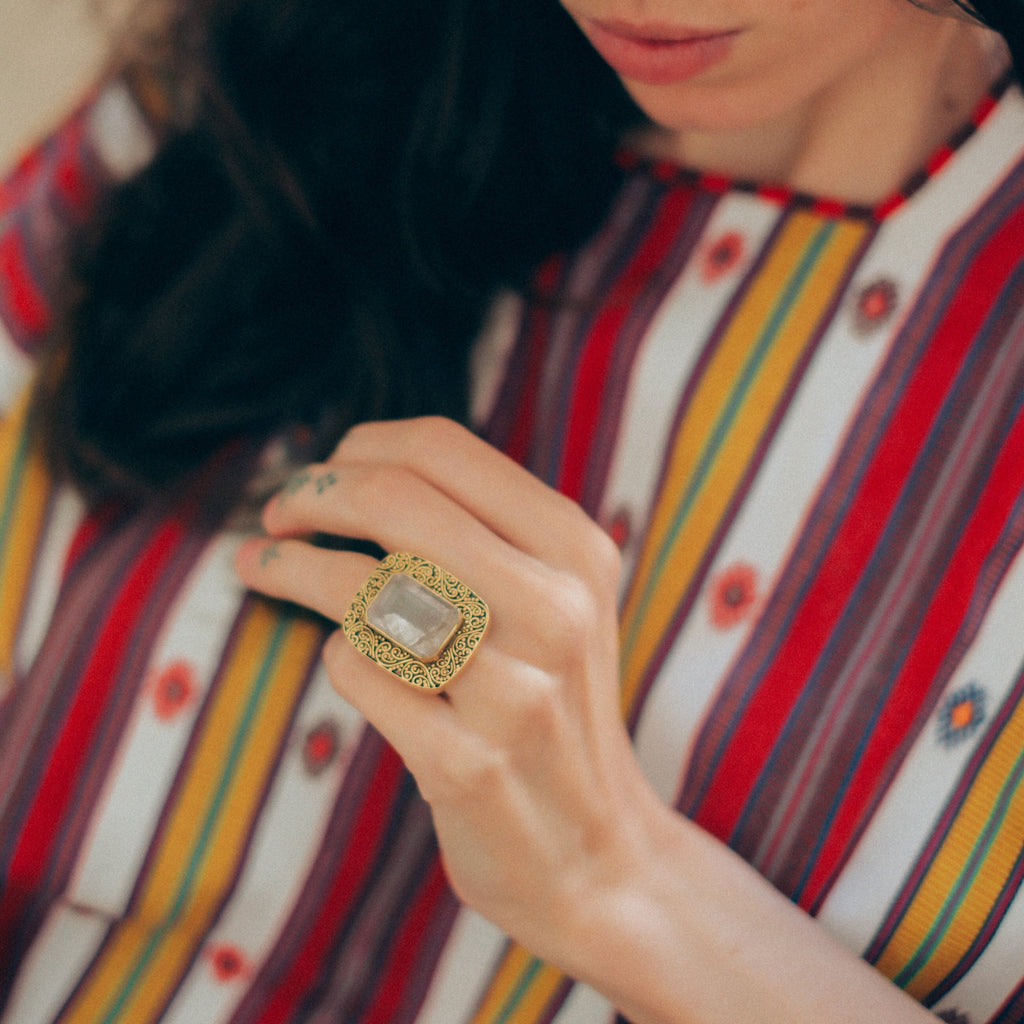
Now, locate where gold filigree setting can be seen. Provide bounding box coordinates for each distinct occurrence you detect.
[343,552,489,691]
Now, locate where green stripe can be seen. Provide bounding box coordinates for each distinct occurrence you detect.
[0,421,30,587]
[621,220,838,666]
[493,956,547,1024]
[892,746,1024,990]
[96,612,292,1024]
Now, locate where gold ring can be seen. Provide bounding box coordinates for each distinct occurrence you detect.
[342,552,490,691]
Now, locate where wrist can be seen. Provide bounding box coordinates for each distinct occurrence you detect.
[549,782,711,1021]
[550,787,938,1024]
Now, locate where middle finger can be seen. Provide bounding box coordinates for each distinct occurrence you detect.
[262,459,537,602]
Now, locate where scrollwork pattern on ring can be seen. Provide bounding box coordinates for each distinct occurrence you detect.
[343,552,490,691]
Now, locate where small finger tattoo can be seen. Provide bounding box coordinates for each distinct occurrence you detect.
[314,471,338,495]
[259,543,283,567]
[283,471,312,497]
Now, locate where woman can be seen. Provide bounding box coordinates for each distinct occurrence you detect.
[1,0,1023,1022]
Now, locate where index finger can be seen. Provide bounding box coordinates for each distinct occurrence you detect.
[331,417,618,577]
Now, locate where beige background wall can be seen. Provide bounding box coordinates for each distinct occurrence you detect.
[0,0,115,170]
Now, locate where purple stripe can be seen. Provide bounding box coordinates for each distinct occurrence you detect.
[576,188,720,515]
[740,277,1024,900]
[531,174,668,488]
[866,662,1024,962]
[678,158,1024,827]
[141,605,324,1024]
[625,209,873,731]
[0,504,227,1002]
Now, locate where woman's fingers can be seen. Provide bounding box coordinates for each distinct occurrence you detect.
[235,525,596,712]
[234,537,462,748]
[236,536,374,624]
[269,458,499,557]
[260,419,621,612]
[235,418,644,951]
[234,534,557,769]
[242,418,624,724]
[253,471,560,659]
[326,418,620,580]
[262,457,541,599]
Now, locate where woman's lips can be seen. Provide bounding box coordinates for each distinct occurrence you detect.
[579,18,739,85]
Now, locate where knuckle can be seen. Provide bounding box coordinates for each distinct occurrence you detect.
[346,462,415,517]
[402,416,469,465]
[336,416,466,467]
[525,571,604,673]
[586,524,623,586]
[428,735,509,803]
[332,420,381,459]
[551,572,602,637]
[411,414,464,441]
[565,505,622,584]
[512,669,565,737]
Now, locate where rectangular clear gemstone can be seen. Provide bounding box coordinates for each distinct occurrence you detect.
[365,573,463,661]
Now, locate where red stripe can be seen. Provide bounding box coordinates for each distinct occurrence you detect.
[0,515,189,943]
[689,199,1024,849]
[811,198,849,219]
[973,90,998,126]
[698,171,731,195]
[872,192,908,221]
[0,230,51,336]
[362,856,452,1024]
[0,148,45,221]
[757,183,792,206]
[63,501,129,577]
[253,742,407,1023]
[557,185,695,501]
[501,257,563,467]
[805,396,1024,902]
[54,119,96,214]
[926,144,956,177]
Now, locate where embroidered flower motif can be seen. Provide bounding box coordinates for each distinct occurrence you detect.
[708,563,760,630]
[852,278,898,335]
[701,231,745,284]
[937,684,987,748]
[150,661,198,721]
[206,943,251,984]
[605,508,632,551]
[302,719,342,776]
[937,1009,972,1024]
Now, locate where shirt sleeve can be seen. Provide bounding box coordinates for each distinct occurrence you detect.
[0,79,155,418]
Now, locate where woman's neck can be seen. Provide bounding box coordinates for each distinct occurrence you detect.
[634,20,1009,205]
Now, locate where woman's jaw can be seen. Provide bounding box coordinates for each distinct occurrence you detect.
[559,2,1004,199]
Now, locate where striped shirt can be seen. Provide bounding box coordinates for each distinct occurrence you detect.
[3,76,1024,1024]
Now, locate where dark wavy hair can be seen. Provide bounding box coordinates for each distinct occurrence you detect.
[956,2,1024,70]
[30,0,1024,501]
[33,0,638,499]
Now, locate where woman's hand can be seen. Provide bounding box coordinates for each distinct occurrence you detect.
[236,416,940,1024]
[235,417,662,968]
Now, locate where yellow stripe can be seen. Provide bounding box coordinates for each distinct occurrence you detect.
[467,211,871,1023]
[619,212,867,714]
[468,947,567,1024]
[469,945,537,1023]
[873,698,1024,999]
[0,389,52,676]
[60,600,323,1024]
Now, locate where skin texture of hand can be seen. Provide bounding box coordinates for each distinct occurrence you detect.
[235,417,940,1024]
[236,418,650,948]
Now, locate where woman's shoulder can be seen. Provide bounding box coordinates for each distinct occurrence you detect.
[0,79,154,417]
